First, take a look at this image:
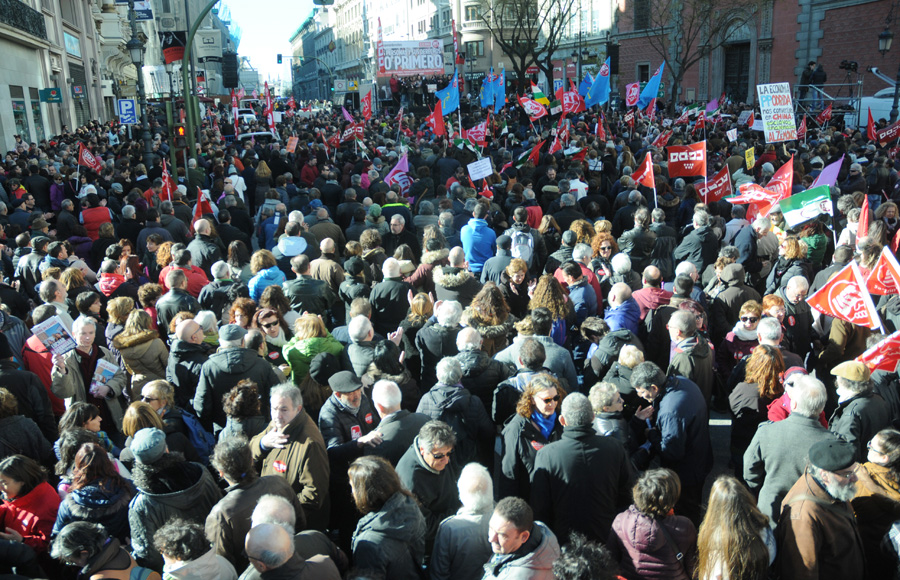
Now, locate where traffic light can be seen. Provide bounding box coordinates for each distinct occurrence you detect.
[174,124,187,149]
[222,52,238,88]
[277,54,282,64]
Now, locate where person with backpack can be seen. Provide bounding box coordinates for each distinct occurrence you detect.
[138,380,215,465]
[504,206,547,277]
[480,235,514,284]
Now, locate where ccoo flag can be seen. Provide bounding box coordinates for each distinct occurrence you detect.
[436,71,460,115]
[494,68,506,111]
[578,72,594,97]
[638,62,665,109]
[480,68,495,109]
[585,58,611,108]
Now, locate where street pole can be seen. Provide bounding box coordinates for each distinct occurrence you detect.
[127,0,154,169]
[182,0,221,160]
[891,62,900,123]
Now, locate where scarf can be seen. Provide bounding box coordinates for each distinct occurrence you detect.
[731,321,759,341]
[531,410,557,440]
[267,327,288,347]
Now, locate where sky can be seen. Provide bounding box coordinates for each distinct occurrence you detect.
[225,0,315,88]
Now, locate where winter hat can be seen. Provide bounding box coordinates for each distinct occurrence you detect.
[219,324,247,342]
[328,370,363,393]
[808,439,856,473]
[130,427,167,464]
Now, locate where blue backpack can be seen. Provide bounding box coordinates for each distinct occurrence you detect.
[179,408,216,464]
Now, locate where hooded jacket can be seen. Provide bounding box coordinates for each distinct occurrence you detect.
[608,505,696,580]
[405,248,449,295]
[282,333,344,384]
[462,308,517,357]
[249,265,287,302]
[416,382,494,466]
[166,339,212,408]
[77,536,160,580]
[0,481,59,553]
[460,218,497,272]
[415,322,462,387]
[112,329,169,394]
[433,266,483,307]
[273,235,309,278]
[673,224,718,274]
[52,477,133,541]
[369,277,413,336]
[711,264,761,344]
[481,522,560,580]
[194,347,282,431]
[668,334,714,404]
[198,279,249,323]
[454,348,513,411]
[604,297,642,335]
[351,491,427,580]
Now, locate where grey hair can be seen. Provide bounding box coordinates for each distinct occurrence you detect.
[456,327,482,351]
[651,208,666,223]
[270,382,303,408]
[790,376,828,418]
[436,300,463,327]
[668,310,697,336]
[719,246,740,260]
[693,211,710,227]
[618,345,644,368]
[786,276,810,291]
[348,315,373,343]
[588,382,620,413]
[51,521,108,561]
[371,380,402,410]
[675,261,697,277]
[419,201,434,215]
[418,420,457,453]
[250,494,296,533]
[210,260,230,280]
[457,463,494,513]
[193,311,218,334]
[753,217,771,231]
[72,315,97,335]
[756,317,783,343]
[611,253,632,275]
[631,361,667,391]
[439,211,454,226]
[391,214,405,225]
[560,193,576,207]
[122,205,136,218]
[572,243,592,262]
[560,392,594,427]
[836,375,872,396]
[436,357,463,385]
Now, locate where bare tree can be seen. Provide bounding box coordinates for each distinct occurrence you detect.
[641,0,761,108]
[478,0,577,95]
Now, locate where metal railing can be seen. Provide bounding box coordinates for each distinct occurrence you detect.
[794,80,863,127]
[0,0,48,40]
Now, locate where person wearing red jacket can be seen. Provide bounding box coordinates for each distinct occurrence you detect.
[0,455,61,556]
[300,157,319,188]
[22,305,66,419]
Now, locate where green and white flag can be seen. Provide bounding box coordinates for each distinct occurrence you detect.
[499,121,508,136]
[779,185,833,228]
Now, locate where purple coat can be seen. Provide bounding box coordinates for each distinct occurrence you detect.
[50,183,65,211]
[607,505,696,580]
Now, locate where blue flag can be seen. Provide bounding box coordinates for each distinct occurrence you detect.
[585,58,611,108]
[494,68,506,111]
[638,61,665,109]
[436,70,460,115]
[480,67,495,108]
[578,72,593,97]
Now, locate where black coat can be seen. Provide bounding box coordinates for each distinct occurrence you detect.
[369,278,413,337]
[155,289,200,335]
[364,410,430,466]
[618,226,657,274]
[283,275,337,314]
[0,361,57,442]
[198,279,250,323]
[673,225,718,274]
[499,413,563,500]
[396,442,461,546]
[531,424,634,542]
[416,383,493,467]
[454,349,513,412]
[166,339,213,408]
[415,323,461,387]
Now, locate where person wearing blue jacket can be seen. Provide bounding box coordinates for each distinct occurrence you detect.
[560,262,598,325]
[248,250,286,302]
[460,204,496,274]
[604,282,641,335]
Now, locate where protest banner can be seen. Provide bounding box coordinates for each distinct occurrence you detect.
[467,157,494,181]
[745,148,755,170]
[756,83,797,142]
[778,186,832,228]
[376,40,445,77]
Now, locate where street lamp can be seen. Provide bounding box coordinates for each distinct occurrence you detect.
[877,27,900,123]
[126,0,154,169]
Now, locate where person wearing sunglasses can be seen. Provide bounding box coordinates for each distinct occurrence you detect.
[851,429,900,576]
[716,300,762,387]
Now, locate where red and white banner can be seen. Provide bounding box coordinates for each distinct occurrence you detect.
[731,183,784,217]
[674,109,690,125]
[340,123,365,143]
[796,115,807,141]
[237,87,245,102]
[632,152,655,190]
[376,17,386,75]
[384,153,411,195]
[766,156,794,201]
[857,329,900,372]
[866,246,900,295]
[361,90,372,121]
[815,103,832,125]
[77,143,103,173]
[231,90,239,136]
[160,159,175,202]
[877,120,900,146]
[548,135,562,154]
[651,130,672,148]
[596,112,606,140]
[451,19,459,66]
[667,141,707,178]
[697,165,733,203]
[562,90,585,115]
[264,82,275,133]
[426,101,446,136]
[645,98,656,120]
[806,262,881,329]
[625,83,640,107]
[518,96,547,121]
[624,109,635,128]
[287,96,296,110]
[467,118,488,147]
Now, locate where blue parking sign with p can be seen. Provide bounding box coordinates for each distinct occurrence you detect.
[117,99,137,124]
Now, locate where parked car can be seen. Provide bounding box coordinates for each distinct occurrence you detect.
[845,88,896,128]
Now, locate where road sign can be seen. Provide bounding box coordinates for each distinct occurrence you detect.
[39,88,62,103]
[334,79,347,92]
[117,98,137,124]
[347,80,359,92]
[72,85,84,100]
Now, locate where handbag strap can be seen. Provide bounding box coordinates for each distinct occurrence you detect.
[658,520,688,575]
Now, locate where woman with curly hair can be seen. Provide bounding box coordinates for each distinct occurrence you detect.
[228,297,257,330]
[729,344,785,483]
[248,249,285,302]
[569,219,596,246]
[463,282,517,356]
[112,310,168,398]
[227,240,252,285]
[282,313,344,383]
[498,374,566,500]
[137,283,164,333]
[154,241,175,285]
[361,340,421,411]
[764,237,812,294]
[696,475,774,580]
[590,232,619,285]
[217,380,268,442]
[875,201,900,242]
[499,259,532,319]
[529,274,573,346]
[51,443,134,541]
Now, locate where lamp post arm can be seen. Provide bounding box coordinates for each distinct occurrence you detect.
[891,63,900,124]
[182,0,221,160]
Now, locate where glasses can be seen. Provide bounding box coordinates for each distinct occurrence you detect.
[867,441,885,454]
[260,321,279,330]
[141,396,158,403]
[834,464,859,479]
[600,246,613,251]
[540,395,561,404]
[740,316,759,323]
[430,450,453,460]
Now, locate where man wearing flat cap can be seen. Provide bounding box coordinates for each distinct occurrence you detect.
[828,360,891,462]
[777,438,865,580]
[318,370,382,551]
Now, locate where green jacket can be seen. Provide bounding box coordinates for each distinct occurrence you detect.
[283,333,344,382]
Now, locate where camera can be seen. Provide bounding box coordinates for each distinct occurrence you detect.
[839,60,858,72]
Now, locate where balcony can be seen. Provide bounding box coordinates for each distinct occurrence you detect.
[0,0,48,40]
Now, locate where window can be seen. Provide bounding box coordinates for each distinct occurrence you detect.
[465,40,484,56]
[418,20,426,33]
[633,0,649,30]
[637,63,650,83]
[443,10,451,25]
[59,0,77,24]
[465,5,479,21]
[430,14,438,29]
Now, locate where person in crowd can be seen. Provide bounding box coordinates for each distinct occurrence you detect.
[365,379,430,466]
[0,454,61,571]
[667,310,714,404]
[282,313,344,384]
[696,475,775,580]
[112,309,169,399]
[244,522,341,579]
[153,518,237,580]
[416,300,464,387]
[851,429,900,576]
[483,496,561,580]
[51,521,161,580]
[608,468,696,580]
[495,308,579,392]
[434,246,483,307]
[829,360,892,461]
[716,300,761,384]
[587,382,630,446]
[165,319,212,407]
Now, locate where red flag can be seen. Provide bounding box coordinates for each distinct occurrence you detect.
[192,187,213,232]
[692,111,706,135]
[806,262,881,329]
[562,90,585,115]
[632,152,656,190]
[867,109,877,142]
[77,143,103,173]
[397,106,404,122]
[651,130,673,148]
[816,104,832,125]
[480,180,493,199]
[518,96,548,121]
[361,90,372,121]
[264,82,275,133]
[426,101,446,136]
[624,109,635,128]
[730,184,784,217]
[866,246,900,295]
[160,159,175,202]
[858,194,870,248]
[645,98,656,120]
[765,156,794,201]
[857,330,900,372]
[287,96,296,110]
[796,115,807,141]
[527,140,545,165]
[596,113,606,140]
[667,141,707,178]
[569,148,587,162]
[876,120,900,146]
[548,136,562,154]
[327,132,341,150]
[674,109,690,125]
[893,227,900,254]
[696,165,733,203]
[467,118,489,147]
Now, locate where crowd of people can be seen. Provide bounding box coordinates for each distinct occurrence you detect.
[0,87,899,580]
